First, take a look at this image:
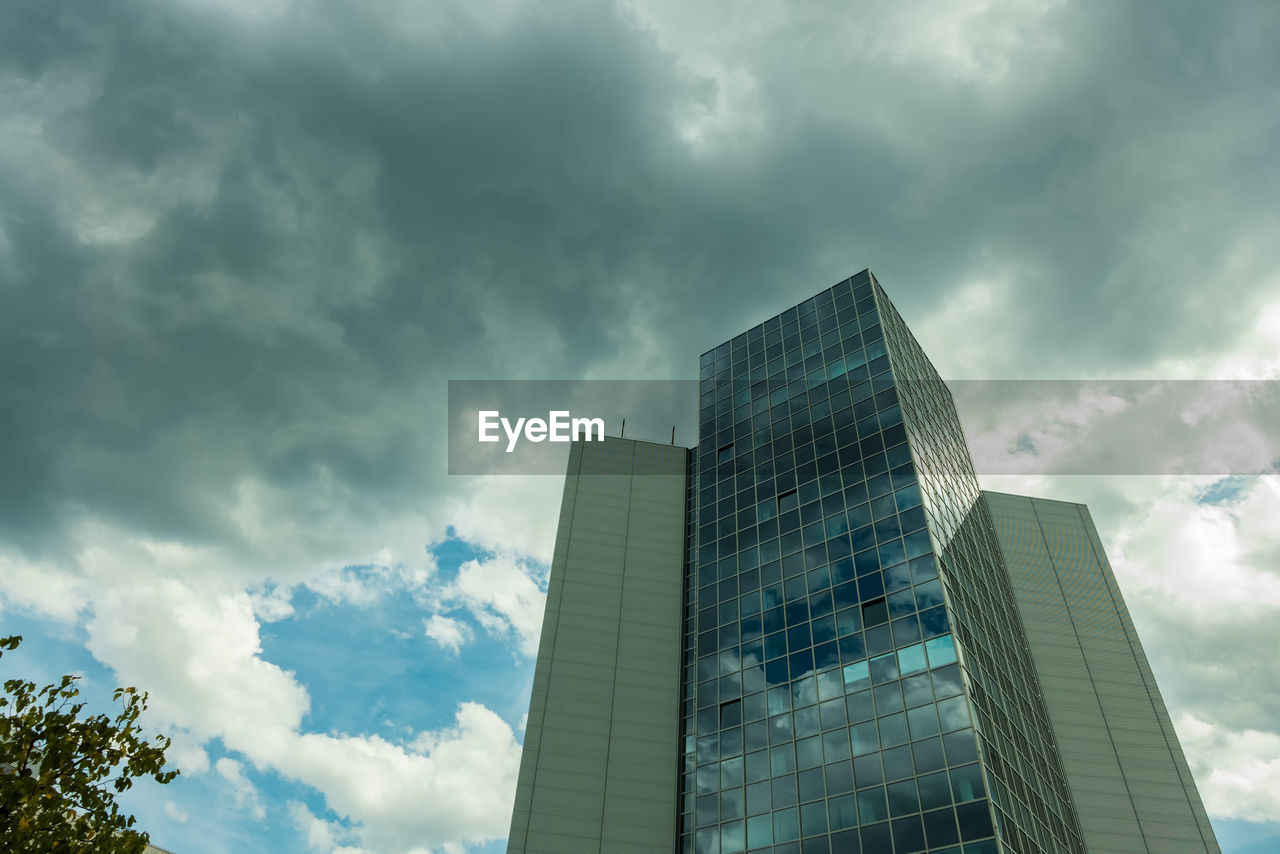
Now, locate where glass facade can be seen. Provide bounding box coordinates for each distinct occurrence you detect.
[875,281,1085,853]
[678,272,1086,853]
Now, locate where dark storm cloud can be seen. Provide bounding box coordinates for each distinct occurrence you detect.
[2,0,1278,564]
[0,0,706,559]
[725,0,1280,368]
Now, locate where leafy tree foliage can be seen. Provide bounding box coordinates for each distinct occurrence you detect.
[1,635,179,853]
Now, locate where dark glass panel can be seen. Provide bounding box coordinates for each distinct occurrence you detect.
[891,816,926,854]
[922,807,960,847]
[955,800,995,841]
[824,761,854,795]
[858,821,891,852]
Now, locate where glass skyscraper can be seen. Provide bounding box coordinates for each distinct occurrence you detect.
[505,271,1219,854]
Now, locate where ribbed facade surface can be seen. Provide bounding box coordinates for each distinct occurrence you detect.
[983,492,1220,854]
[507,437,689,854]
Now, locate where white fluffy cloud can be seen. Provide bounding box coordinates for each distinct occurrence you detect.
[274,703,520,854]
[1177,714,1280,823]
[424,614,473,654]
[443,476,562,565]
[1108,476,1280,613]
[0,550,88,623]
[0,513,529,854]
[216,757,267,821]
[85,576,309,759]
[91,572,521,853]
[290,801,365,854]
[303,553,435,609]
[438,556,546,656]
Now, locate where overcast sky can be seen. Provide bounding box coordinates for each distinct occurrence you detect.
[2,1,1279,852]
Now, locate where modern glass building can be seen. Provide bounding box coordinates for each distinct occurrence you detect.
[505,270,1219,854]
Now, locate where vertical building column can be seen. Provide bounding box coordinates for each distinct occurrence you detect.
[508,437,688,854]
[984,491,1220,854]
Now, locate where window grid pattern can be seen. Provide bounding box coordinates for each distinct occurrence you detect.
[871,275,1087,854]
[677,272,1002,854]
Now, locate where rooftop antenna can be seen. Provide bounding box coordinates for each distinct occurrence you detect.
[620,418,626,438]
[671,425,676,445]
